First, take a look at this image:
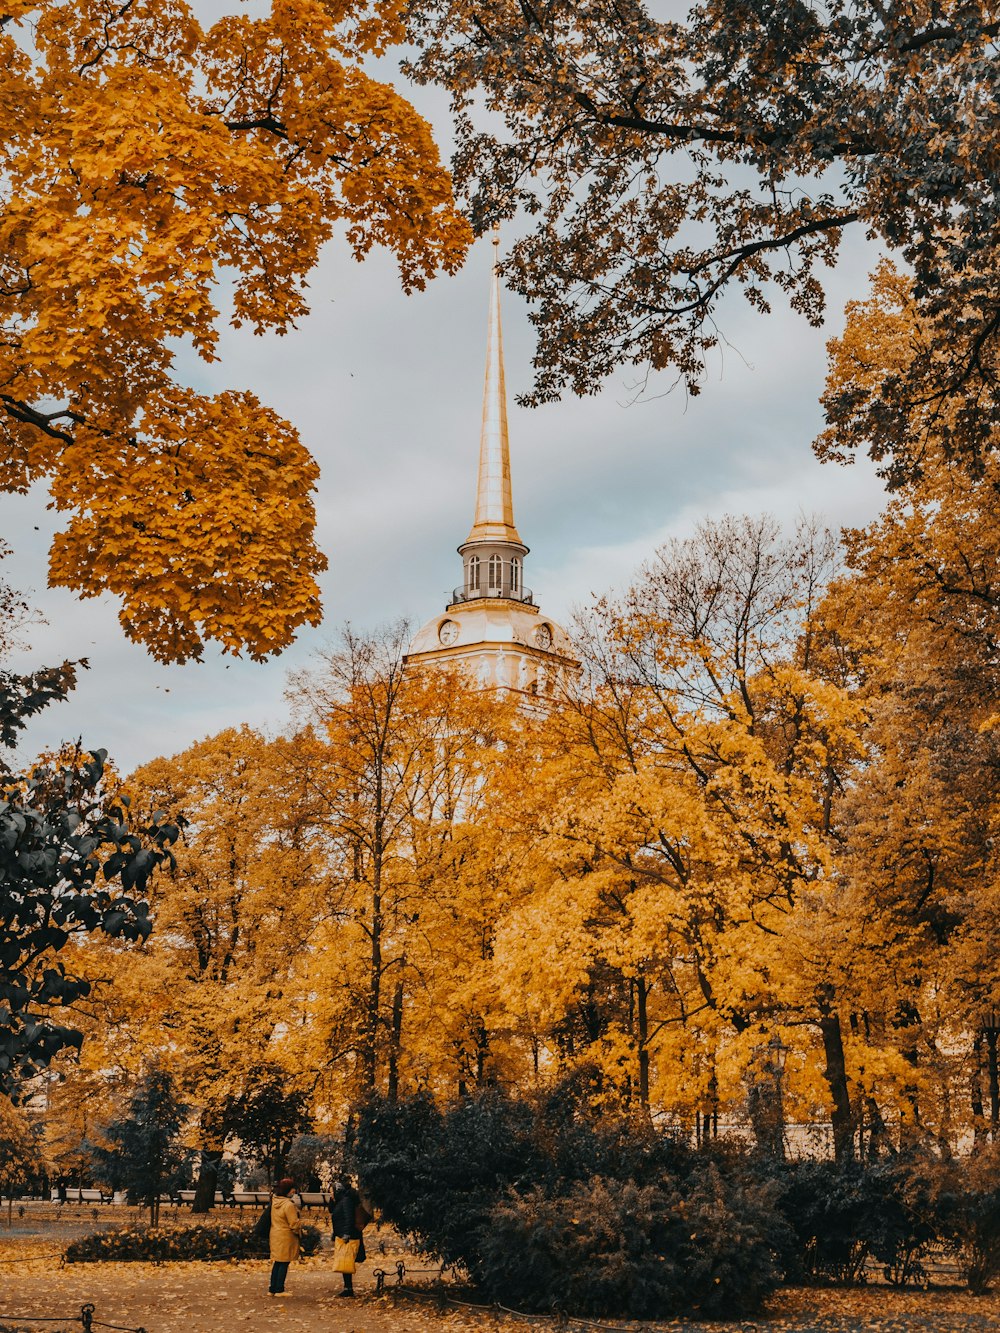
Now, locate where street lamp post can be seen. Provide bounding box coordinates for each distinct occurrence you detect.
[983,1008,1000,1140]
[748,1033,790,1159]
[767,1034,790,1161]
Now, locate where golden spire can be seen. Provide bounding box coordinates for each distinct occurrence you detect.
[466,232,523,545]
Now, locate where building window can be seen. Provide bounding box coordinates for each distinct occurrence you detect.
[469,555,480,591]
[511,558,520,592]
[489,554,502,590]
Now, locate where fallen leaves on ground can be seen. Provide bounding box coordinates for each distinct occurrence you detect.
[2,1253,1000,1333]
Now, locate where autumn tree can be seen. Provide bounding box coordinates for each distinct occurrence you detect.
[490,516,863,1154]
[0,1093,39,1198]
[0,0,470,661]
[407,0,1000,464]
[41,1062,121,1192]
[813,263,1000,1155]
[285,622,521,1106]
[84,725,322,1210]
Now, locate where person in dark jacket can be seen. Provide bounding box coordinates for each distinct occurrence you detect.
[329,1180,367,1296]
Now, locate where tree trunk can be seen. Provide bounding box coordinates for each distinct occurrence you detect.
[387,978,404,1103]
[364,825,384,1094]
[474,1022,490,1087]
[897,1003,922,1150]
[192,1147,223,1214]
[635,975,650,1108]
[818,998,855,1161]
[864,1095,894,1158]
[972,1031,987,1144]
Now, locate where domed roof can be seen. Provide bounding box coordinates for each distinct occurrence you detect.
[406,598,575,661]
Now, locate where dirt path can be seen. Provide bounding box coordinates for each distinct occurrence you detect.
[4,1260,1000,1333]
[3,1233,1000,1333]
[3,1257,466,1333]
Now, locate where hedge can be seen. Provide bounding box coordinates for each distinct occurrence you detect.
[355,1086,786,1317]
[64,1220,322,1263]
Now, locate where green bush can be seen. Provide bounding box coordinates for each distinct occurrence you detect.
[479,1171,782,1319]
[64,1220,322,1263]
[357,1089,546,1272]
[358,1085,1000,1300]
[919,1147,1000,1294]
[755,1157,938,1287]
[355,1086,784,1317]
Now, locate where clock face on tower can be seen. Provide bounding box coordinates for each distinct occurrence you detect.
[534,624,553,650]
[438,619,460,645]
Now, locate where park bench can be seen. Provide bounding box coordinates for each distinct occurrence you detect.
[158,1188,330,1208]
[50,1187,112,1204]
[167,1189,271,1207]
[230,1190,270,1208]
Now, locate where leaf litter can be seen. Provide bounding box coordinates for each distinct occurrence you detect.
[4,1252,1000,1333]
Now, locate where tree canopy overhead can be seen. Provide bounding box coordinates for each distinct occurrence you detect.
[0,0,471,663]
[407,0,1000,469]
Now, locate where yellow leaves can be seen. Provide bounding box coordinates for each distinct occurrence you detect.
[43,387,326,662]
[475,518,872,1114]
[2,0,470,661]
[78,725,328,1106]
[32,0,203,75]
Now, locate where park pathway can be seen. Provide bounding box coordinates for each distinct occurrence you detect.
[4,1257,1000,1333]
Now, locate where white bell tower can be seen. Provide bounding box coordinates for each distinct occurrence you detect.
[404,235,577,694]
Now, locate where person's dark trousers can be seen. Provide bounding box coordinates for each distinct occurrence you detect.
[270,1261,290,1293]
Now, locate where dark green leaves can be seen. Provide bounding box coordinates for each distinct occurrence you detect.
[407,0,1000,473]
[0,751,178,1095]
[0,660,84,773]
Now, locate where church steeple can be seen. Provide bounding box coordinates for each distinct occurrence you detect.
[403,231,577,690]
[455,233,528,606]
[465,233,523,548]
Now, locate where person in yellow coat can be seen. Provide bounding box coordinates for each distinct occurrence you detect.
[268,1178,302,1297]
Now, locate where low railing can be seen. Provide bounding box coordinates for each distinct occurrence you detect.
[449,586,534,605]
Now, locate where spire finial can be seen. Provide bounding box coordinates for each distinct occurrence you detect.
[466,232,522,545]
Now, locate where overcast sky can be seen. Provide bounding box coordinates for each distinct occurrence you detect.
[1,3,887,775]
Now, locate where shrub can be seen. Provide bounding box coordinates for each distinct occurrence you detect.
[64,1220,322,1263]
[479,1171,782,1318]
[764,1157,937,1287]
[357,1089,545,1268]
[355,1087,784,1317]
[919,1148,1000,1294]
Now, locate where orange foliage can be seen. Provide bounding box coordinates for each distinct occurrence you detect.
[0,1,471,661]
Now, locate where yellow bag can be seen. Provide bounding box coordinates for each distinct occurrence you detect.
[332,1237,360,1273]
